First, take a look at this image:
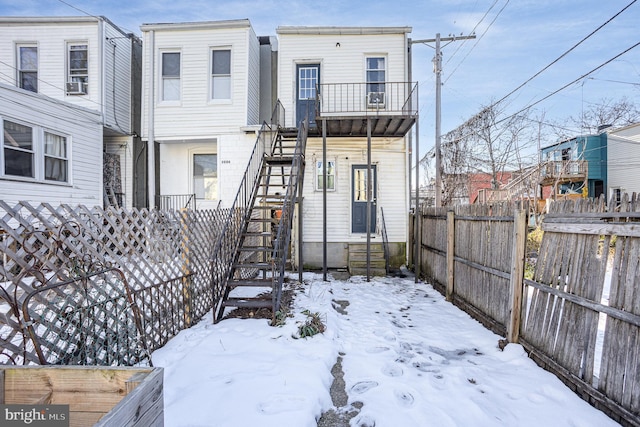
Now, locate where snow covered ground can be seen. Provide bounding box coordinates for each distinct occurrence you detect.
[152,273,620,427]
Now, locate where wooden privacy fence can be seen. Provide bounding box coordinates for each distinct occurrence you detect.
[416,197,640,427]
[0,201,229,366]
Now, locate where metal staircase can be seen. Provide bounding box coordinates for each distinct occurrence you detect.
[212,104,307,323]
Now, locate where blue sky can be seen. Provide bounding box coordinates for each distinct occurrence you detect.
[1,0,639,163]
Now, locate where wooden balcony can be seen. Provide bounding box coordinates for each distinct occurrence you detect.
[312,82,418,138]
[539,160,588,186]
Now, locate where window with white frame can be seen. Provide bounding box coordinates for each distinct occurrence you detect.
[68,43,88,94]
[161,52,180,101]
[44,132,68,182]
[2,119,70,183]
[3,120,34,178]
[17,44,38,93]
[193,154,217,199]
[211,49,231,100]
[366,56,385,107]
[316,160,336,191]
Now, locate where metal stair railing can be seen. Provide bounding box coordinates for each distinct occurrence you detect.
[270,119,308,311]
[380,207,390,275]
[210,101,285,307]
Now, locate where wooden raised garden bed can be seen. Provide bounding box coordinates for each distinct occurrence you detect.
[0,366,163,427]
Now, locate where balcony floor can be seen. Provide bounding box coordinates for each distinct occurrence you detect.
[309,114,416,138]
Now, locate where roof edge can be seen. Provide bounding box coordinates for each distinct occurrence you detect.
[141,18,252,32]
[276,26,412,35]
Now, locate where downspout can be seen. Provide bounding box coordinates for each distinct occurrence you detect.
[407,36,413,268]
[99,18,106,124]
[147,30,156,207]
[98,18,106,204]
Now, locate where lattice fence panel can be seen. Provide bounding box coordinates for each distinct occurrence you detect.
[0,201,229,365]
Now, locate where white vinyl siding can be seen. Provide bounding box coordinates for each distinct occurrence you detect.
[141,21,256,139]
[607,124,640,197]
[103,21,134,133]
[277,30,408,127]
[302,138,407,243]
[0,83,102,206]
[247,30,260,125]
[0,18,135,134]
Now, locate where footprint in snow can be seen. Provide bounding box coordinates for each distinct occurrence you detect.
[353,414,376,427]
[381,363,403,377]
[412,361,439,373]
[391,319,406,328]
[351,381,379,394]
[394,389,415,407]
[257,395,306,414]
[365,346,390,354]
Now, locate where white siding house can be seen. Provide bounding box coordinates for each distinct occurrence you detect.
[0,83,102,207]
[277,26,415,269]
[0,16,142,209]
[607,122,640,200]
[140,19,267,210]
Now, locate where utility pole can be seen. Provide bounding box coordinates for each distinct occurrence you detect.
[412,33,475,207]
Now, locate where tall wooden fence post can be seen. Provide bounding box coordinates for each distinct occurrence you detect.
[507,209,527,343]
[446,210,455,302]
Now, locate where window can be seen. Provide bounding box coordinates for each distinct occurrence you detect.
[3,120,34,178]
[161,52,180,101]
[366,57,385,106]
[68,43,88,94]
[316,160,335,191]
[44,132,68,182]
[193,154,217,199]
[211,49,231,100]
[298,66,317,100]
[2,119,70,183]
[17,44,38,93]
[354,168,368,201]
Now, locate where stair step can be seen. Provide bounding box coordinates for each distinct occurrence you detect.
[243,231,273,236]
[228,279,274,287]
[234,262,271,269]
[223,297,273,309]
[265,156,295,165]
[349,243,384,252]
[238,247,273,252]
[349,252,385,262]
[349,259,386,268]
[348,267,387,277]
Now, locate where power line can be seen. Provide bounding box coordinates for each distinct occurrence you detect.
[443,0,500,68]
[444,0,509,85]
[495,40,640,127]
[492,0,638,108]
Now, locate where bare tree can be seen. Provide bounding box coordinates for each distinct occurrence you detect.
[440,103,537,205]
[570,96,640,133]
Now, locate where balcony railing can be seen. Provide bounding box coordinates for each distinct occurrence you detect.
[316,82,418,117]
[156,194,197,211]
[540,160,588,183]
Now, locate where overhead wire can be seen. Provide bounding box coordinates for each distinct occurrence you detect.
[444,0,510,85]
[491,0,638,108]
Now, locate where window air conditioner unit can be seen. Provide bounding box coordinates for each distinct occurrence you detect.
[367,91,385,108]
[66,82,87,95]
